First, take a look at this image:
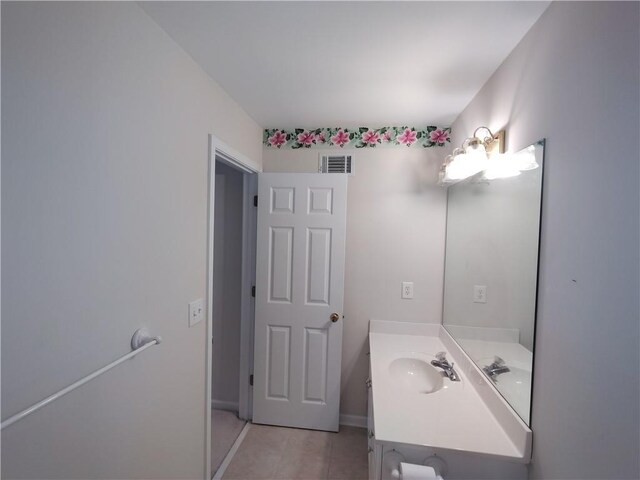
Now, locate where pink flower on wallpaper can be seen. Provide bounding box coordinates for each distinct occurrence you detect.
[316,132,326,144]
[396,128,417,146]
[429,129,449,144]
[268,130,287,148]
[382,131,392,143]
[361,129,380,145]
[330,129,350,147]
[297,131,316,146]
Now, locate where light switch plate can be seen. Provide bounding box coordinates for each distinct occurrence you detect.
[402,282,414,299]
[189,298,204,327]
[473,285,487,303]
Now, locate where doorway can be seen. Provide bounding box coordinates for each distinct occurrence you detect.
[211,160,245,472]
[206,136,258,480]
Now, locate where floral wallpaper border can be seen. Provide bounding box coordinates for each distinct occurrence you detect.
[264,126,451,149]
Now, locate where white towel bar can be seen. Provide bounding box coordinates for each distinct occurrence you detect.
[1,328,161,430]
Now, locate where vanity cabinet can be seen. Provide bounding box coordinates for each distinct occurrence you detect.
[367,358,383,480]
[366,384,527,480]
[367,320,530,480]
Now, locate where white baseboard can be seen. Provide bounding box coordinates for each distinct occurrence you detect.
[339,414,367,428]
[212,399,239,412]
[212,405,365,428]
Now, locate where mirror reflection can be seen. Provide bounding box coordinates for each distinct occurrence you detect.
[443,140,544,425]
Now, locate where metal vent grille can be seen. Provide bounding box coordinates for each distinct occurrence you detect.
[319,155,353,174]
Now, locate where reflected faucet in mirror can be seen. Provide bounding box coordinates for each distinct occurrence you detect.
[482,356,511,381]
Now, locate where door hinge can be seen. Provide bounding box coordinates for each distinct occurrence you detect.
[249,374,254,386]
[253,195,258,207]
[251,285,256,297]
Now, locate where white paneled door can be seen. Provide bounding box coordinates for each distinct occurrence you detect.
[253,173,348,432]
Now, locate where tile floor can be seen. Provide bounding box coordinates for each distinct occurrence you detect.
[221,424,368,480]
[212,409,247,473]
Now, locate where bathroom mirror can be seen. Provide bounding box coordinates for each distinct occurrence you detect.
[442,140,544,425]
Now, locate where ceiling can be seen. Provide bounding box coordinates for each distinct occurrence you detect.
[141,2,549,128]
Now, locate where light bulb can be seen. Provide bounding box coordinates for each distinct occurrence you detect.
[464,138,487,158]
[446,152,486,180]
[483,154,521,179]
[513,147,539,171]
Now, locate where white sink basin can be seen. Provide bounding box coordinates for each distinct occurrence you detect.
[388,357,444,394]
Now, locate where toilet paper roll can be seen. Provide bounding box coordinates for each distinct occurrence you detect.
[399,462,440,480]
[382,451,405,480]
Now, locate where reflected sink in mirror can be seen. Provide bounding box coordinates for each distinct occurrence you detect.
[388,356,444,394]
[481,361,532,422]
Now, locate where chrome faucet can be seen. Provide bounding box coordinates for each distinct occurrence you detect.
[483,356,511,381]
[430,352,460,382]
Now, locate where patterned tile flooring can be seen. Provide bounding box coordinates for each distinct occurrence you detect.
[221,424,368,480]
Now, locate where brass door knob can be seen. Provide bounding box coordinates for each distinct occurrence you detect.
[330,313,340,322]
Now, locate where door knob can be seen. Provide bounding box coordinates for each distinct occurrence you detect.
[330,313,340,322]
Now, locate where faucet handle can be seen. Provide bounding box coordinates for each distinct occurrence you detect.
[435,351,447,362]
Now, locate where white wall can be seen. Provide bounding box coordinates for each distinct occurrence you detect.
[212,162,243,407]
[450,2,639,478]
[263,147,447,416]
[1,3,262,479]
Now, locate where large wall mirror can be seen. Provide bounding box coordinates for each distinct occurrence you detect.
[443,140,544,425]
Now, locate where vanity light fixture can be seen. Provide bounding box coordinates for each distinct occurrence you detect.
[439,126,511,185]
[439,127,540,185]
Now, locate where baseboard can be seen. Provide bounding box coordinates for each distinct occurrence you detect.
[339,414,367,428]
[212,405,365,428]
[212,399,239,412]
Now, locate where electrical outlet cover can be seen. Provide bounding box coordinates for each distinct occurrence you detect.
[473,285,487,303]
[402,282,414,299]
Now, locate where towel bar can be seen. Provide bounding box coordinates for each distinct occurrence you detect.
[1,328,161,430]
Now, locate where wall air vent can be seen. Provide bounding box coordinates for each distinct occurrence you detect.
[319,154,353,175]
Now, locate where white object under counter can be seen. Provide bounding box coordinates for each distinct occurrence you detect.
[368,320,531,480]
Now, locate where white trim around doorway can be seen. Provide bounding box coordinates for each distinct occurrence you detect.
[206,134,260,480]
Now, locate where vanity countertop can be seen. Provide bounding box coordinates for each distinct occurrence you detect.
[369,319,531,462]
